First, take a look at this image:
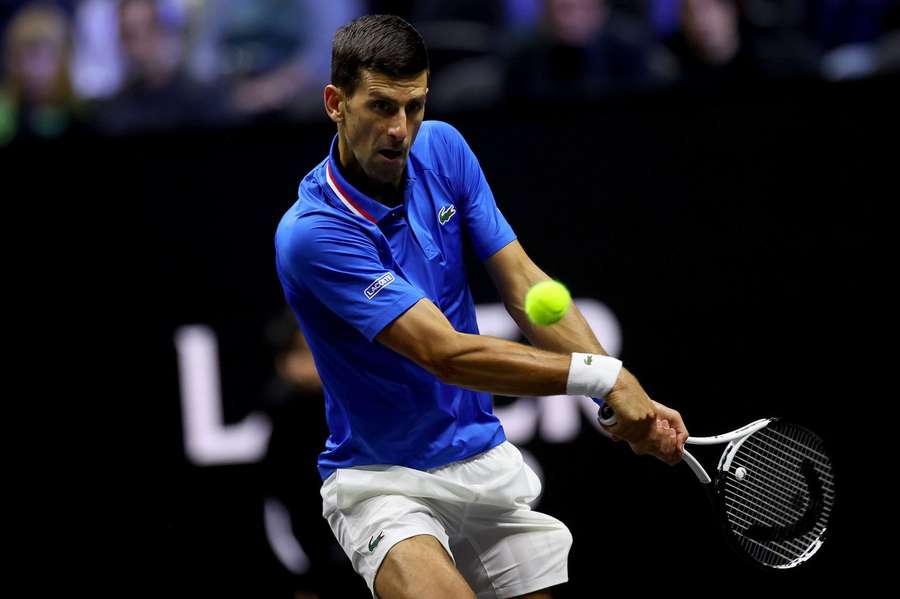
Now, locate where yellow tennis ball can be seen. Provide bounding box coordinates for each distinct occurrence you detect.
[525,280,571,325]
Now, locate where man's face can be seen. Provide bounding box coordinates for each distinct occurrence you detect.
[338,69,428,187]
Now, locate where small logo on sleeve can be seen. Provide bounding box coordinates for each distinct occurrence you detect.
[364,272,395,299]
[584,355,593,365]
[368,531,385,552]
[438,204,456,225]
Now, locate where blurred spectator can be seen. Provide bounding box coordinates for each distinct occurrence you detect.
[93,0,225,134]
[259,308,367,598]
[504,0,661,102]
[0,1,80,144]
[187,0,362,120]
[664,0,818,89]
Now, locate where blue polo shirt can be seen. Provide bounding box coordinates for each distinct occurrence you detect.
[275,120,516,480]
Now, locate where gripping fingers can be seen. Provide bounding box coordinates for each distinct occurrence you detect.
[621,417,684,465]
[654,419,681,464]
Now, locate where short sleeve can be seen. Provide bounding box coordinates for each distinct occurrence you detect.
[278,216,426,341]
[443,124,517,261]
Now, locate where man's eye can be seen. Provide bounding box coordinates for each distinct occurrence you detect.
[407,102,422,113]
[374,101,392,112]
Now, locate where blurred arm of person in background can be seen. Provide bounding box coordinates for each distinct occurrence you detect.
[273,321,321,395]
[232,0,363,117]
[808,0,896,80]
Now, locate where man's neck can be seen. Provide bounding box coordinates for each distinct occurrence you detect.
[337,135,404,208]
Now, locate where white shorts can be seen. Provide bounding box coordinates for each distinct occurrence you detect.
[321,441,573,599]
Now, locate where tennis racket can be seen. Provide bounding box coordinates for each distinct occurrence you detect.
[593,399,836,570]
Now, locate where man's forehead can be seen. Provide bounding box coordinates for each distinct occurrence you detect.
[360,69,428,99]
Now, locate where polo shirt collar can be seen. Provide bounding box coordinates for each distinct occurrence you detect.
[325,135,415,224]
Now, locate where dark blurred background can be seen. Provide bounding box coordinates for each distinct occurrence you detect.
[5,0,894,596]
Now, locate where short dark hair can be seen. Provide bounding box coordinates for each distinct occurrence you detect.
[331,15,429,95]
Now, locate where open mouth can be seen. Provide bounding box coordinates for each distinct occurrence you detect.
[378,149,403,161]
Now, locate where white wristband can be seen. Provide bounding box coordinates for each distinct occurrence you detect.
[566,353,623,399]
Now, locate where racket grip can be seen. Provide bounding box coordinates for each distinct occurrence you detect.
[592,398,618,426]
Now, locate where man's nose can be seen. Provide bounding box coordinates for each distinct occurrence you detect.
[387,111,408,144]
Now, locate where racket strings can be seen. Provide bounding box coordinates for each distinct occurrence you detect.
[731,427,835,510]
[728,450,815,499]
[730,427,833,525]
[719,423,834,568]
[723,507,813,555]
[723,482,813,528]
[732,530,805,564]
[725,472,815,561]
[722,498,820,560]
[723,432,832,512]
[755,427,833,472]
[732,430,833,487]
[765,427,832,463]
[727,429,833,563]
[724,428,833,502]
[727,443,834,507]
[723,451,815,514]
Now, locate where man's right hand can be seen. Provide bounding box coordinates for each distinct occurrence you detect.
[600,368,683,465]
[624,418,682,465]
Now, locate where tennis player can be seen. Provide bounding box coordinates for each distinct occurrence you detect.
[275,14,688,599]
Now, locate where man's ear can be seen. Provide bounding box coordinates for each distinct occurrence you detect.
[324,84,345,124]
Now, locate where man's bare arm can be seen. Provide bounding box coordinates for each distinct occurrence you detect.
[376,298,571,397]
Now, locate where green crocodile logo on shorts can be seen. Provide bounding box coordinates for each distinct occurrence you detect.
[368,531,385,552]
[584,355,593,365]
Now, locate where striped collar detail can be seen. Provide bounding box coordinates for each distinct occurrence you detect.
[325,161,378,224]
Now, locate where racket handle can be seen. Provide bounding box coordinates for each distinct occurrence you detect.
[592,398,618,426]
[681,450,710,484]
[593,399,708,482]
